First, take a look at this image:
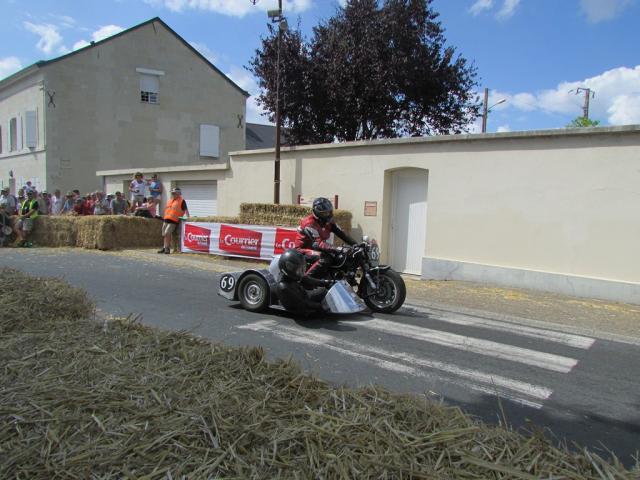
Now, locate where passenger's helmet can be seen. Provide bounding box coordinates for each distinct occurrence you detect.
[278,249,306,281]
[312,197,333,224]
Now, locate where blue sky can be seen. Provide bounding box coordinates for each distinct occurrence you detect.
[1,0,639,133]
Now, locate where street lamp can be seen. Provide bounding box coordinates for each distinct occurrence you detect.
[481,88,506,133]
[268,1,287,204]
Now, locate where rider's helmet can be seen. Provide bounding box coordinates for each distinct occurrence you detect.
[312,197,333,224]
[278,249,306,281]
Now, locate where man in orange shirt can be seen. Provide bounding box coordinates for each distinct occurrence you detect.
[158,187,189,254]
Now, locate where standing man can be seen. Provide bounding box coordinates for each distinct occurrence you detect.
[147,174,162,217]
[93,191,111,215]
[158,187,189,254]
[129,172,146,213]
[15,190,39,247]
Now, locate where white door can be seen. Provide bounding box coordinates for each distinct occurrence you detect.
[390,170,428,275]
[177,182,217,217]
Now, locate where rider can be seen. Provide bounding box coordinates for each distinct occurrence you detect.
[295,197,357,278]
[276,249,334,314]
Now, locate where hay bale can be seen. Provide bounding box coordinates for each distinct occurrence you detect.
[9,215,77,247]
[74,216,163,250]
[240,203,352,232]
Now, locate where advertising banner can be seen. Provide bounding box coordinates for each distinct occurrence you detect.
[181,222,298,260]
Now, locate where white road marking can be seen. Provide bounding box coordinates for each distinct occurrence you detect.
[402,305,595,349]
[238,320,551,409]
[344,318,578,373]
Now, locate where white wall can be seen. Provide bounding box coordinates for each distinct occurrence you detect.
[225,127,640,303]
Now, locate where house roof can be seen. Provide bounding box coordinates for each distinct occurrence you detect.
[245,122,288,150]
[0,17,249,97]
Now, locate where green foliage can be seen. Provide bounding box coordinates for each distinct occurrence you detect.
[567,116,601,128]
[249,0,479,144]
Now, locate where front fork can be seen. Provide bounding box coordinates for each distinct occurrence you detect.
[357,265,379,298]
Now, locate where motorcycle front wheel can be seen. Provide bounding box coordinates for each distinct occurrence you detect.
[363,269,406,313]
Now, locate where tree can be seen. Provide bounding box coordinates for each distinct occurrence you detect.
[249,0,479,144]
[566,116,601,128]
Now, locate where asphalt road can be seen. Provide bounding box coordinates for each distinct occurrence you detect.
[2,248,639,466]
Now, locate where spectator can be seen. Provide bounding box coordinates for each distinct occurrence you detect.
[129,172,146,212]
[72,189,80,199]
[15,190,39,247]
[51,189,63,215]
[147,174,162,216]
[93,191,111,215]
[73,198,84,216]
[0,187,17,216]
[110,191,128,215]
[82,193,95,215]
[37,191,50,215]
[158,187,189,254]
[61,191,75,215]
[23,181,35,194]
[134,197,155,218]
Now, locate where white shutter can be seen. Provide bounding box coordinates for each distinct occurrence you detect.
[15,116,23,150]
[25,111,37,148]
[177,182,217,217]
[140,74,159,93]
[200,124,220,157]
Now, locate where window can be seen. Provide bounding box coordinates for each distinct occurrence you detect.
[140,73,159,104]
[9,118,17,151]
[200,124,220,158]
[25,110,37,148]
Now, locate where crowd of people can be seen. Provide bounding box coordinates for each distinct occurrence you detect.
[0,172,167,247]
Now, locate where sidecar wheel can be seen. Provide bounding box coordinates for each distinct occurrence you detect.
[238,274,270,312]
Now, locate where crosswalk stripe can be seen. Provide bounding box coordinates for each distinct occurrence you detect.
[346,318,578,373]
[402,305,595,349]
[238,320,551,409]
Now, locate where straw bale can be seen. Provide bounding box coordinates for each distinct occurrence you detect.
[240,202,353,232]
[7,215,77,247]
[1,268,637,479]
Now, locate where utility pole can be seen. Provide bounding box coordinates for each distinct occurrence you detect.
[481,88,489,133]
[570,87,595,120]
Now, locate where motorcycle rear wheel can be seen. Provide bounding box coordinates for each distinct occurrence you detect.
[363,269,406,313]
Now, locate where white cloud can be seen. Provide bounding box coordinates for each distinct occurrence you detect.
[225,65,270,124]
[145,0,311,16]
[73,25,124,51]
[469,0,493,15]
[0,57,23,80]
[607,94,640,124]
[490,65,640,125]
[189,41,218,64]
[24,22,66,55]
[496,0,520,19]
[496,125,511,132]
[580,0,633,23]
[50,14,76,28]
[91,25,124,42]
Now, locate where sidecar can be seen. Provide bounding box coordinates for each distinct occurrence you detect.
[217,257,366,314]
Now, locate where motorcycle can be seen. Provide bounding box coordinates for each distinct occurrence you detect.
[217,236,406,314]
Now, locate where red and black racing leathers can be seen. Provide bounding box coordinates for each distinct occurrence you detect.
[294,214,356,277]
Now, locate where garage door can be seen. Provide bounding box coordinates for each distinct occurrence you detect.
[177,182,217,217]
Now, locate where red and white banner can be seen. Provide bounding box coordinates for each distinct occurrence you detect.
[181,222,299,260]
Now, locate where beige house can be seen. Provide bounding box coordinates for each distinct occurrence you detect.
[222,126,640,304]
[0,17,248,215]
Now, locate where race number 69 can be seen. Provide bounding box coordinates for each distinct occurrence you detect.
[220,274,236,292]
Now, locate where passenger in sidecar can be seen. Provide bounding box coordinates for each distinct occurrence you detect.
[217,249,366,314]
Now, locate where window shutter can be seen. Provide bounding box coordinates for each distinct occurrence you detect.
[200,124,220,158]
[25,111,37,148]
[16,116,23,150]
[140,74,159,93]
